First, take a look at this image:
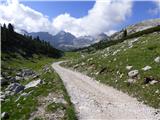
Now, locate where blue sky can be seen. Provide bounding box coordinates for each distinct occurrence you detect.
[22,1,94,19]
[0,0,159,36]
[21,1,160,31]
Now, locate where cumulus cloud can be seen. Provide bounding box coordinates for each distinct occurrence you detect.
[105,30,117,36]
[0,0,132,36]
[53,0,132,36]
[0,0,57,34]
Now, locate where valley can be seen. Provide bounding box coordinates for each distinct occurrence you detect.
[1,19,160,120]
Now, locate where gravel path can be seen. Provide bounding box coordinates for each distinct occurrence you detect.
[52,62,160,120]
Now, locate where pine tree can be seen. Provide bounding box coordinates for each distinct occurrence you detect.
[3,23,6,29]
[123,29,127,38]
[8,23,14,32]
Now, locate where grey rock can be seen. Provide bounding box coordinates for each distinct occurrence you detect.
[15,76,22,81]
[13,85,25,93]
[127,79,136,84]
[154,56,160,63]
[142,66,152,71]
[17,69,35,77]
[150,80,158,85]
[126,66,133,71]
[7,83,25,94]
[9,77,16,83]
[128,70,139,78]
[25,79,42,89]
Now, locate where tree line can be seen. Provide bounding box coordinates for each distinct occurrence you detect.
[1,23,63,58]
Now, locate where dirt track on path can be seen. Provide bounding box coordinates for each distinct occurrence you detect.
[52,62,160,120]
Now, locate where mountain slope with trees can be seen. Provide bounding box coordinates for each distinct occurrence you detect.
[1,23,63,58]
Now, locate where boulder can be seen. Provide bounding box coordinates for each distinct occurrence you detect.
[17,69,34,77]
[128,70,139,78]
[126,66,133,71]
[154,56,160,63]
[6,83,25,94]
[142,66,152,71]
[25,79,43,89]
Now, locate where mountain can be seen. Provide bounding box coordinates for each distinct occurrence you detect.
[111,19,160,40]
[78,19,160,53]
[28,32,53,43]
[28,31,108,51]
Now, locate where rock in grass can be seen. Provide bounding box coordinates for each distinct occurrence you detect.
[144,77,153,84]
[6,83,25,94]
[154,56,160,63]
[150,80,158,85]
[15,76,22,81]
[142,66,152,71]
[155,90,159,94]
[128,70,139,78]
[1,112,9,119]
[127,78,136,84]
[126,66,133,71]
[25,79,43,89]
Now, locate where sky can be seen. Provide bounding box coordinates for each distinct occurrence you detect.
[0,0,160,36]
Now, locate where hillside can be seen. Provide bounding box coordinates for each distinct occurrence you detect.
[77,19,160,53]
[62,32,160,108]
[1,24,63,58]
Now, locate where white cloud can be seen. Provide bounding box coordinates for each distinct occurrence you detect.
[0,0,57,34]
[53,0,132,36]
[105,30,117,36]
[0,0,133,36]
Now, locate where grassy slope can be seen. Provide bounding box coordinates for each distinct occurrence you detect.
[1,54,77,120]
[63,33,160,108]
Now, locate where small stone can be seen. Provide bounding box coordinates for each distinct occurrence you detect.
[126,66,133,71]
[150,80,158,85]
[142,66,152,71]
[1,112,9,119]
[15,76,22,81]
[154,56,160,63]
[128,70,139,78]
[120,73,124,78]
[127,79,136,84]
[155,90,159,94]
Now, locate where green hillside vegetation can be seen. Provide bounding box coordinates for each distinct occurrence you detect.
[63,32,160,108]
[1,24,63,58]
[76,25,160,53]
[1,24,76,120]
